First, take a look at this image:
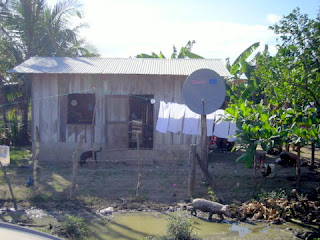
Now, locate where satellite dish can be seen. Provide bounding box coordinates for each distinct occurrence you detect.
[183,69,226,114]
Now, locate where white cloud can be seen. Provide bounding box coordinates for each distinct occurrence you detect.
[60,0,277,62]
[266,14,282,24]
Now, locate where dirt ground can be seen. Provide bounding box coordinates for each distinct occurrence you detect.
[0,145,319,212]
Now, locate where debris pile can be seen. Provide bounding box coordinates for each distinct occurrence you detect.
[237,198,320,224]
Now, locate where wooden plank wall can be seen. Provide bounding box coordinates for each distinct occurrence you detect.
[32,73,199,148]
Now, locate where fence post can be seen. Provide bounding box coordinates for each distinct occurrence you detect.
[136,132,142,198]
[0,161,17,210]
[32,126,40,193]
[188,144,196,198]
[70,135,84,198]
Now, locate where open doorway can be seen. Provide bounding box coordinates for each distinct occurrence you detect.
[129,95,154,149]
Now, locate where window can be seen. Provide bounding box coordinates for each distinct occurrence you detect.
[68,94,95,124]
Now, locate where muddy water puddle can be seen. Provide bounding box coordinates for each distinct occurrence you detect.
[88,212,299,240]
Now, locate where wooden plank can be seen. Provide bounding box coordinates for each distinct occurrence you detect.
[93,75,104,143]
[105,95,129,149]
[51,75,59,142]
[58,74,69,142]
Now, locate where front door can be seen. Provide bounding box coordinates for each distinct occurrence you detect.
[129,95,153,149]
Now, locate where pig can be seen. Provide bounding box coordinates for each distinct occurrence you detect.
[190,198,231,220]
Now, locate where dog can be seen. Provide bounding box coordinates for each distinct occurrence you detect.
[79,147,102,166]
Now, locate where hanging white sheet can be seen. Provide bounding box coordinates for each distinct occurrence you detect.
[155,101,170,133]
[183,107,200,135]
[227,122,237,142]
[206,111,216,136]
[167,103,186,133]
[0,145,10,166]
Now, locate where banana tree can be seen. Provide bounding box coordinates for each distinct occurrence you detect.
[136,40,203,59]
[226,42,260,79]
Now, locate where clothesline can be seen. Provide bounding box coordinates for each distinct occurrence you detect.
[155,101,237,142]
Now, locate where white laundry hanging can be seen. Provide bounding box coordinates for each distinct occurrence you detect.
[227,122,237,142]
[183,107,200,135]
[0,145,10,166]
[155,101,170,133]
[206,111,216,136]
[167,103,186,133]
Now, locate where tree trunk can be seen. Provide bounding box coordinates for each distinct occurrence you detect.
[295,143,301,189]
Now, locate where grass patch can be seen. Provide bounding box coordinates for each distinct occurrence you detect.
[9,146,31,165]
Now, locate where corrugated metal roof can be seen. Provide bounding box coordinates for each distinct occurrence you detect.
[9,57,231,77]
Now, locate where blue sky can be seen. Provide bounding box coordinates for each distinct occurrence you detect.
[48,0,319,62]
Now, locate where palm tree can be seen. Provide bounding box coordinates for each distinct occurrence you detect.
[0,0,98,144]
[136,40,203,59]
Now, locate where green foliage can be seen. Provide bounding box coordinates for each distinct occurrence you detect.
[258,189,287,200]
[147,213,198,240]
[207,187,219,202]
[10,146,31,166]
[227,42,260,78]
[62,215,88,240]
[226,9,320,168]
[166,213,196,240]
[136,40,203,59]
[0,0,99,145]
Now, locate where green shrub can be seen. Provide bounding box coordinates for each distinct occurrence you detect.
[258,188,287,200]
[146,213,199,240]
[167,213,196,240]
[207,187,219,202]
[62,215,88,239]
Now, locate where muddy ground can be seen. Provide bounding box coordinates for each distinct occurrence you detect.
[0,146,319,211]
[0,146,319,239]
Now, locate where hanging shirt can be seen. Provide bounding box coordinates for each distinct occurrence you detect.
[167,103,186,133]
[155,101,170,133]
[183,107,200,135]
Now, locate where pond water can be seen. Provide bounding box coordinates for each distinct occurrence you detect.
[88,212,299,240]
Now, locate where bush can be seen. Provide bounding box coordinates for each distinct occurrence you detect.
[167,213,196,240]
[207,187,219,202]
[62,215,88,239]
[146,213,199,240]
[258,188,287,200]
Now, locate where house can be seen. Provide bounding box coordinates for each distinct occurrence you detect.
[10,57,231,163]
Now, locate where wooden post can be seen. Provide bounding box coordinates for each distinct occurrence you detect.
[188,144,196,198]
[296,142,301,189]
[32,126,40,192]
[70,135,84,198]
[136,132,142,198]
[200,114,208,170]
[0,161,17,210]
[311,142,315,168]
[195,153,225,203]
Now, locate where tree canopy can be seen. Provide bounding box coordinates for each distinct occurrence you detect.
[225,8,320,182]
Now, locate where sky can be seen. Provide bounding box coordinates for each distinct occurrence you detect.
[47,0,319,63]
